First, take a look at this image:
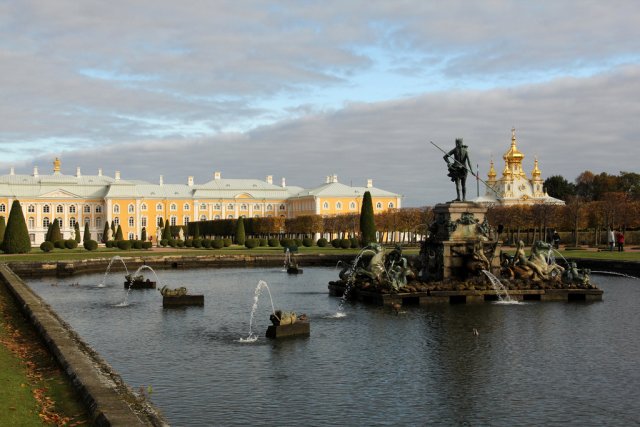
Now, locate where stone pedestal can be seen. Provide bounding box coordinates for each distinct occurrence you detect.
[162,295,204,307]
[266,321,310,338]
[422,201,501,281]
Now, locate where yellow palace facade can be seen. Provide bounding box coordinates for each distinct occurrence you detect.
[0,160,401,245]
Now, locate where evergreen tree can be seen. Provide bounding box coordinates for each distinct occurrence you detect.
[102,221,110,243]
[115,224,123,240]
[0,216,6,243]
[83,222,91,243]
[74,222,81,243]
[359,191,377,246]
[141,227,147,241]
[1,200,31,253]
[162,219,171,240]
[235,217,246,245]
[193,223,200,239]
[111,221,116,235]
[48,219,62,242]
[158,217,164,228]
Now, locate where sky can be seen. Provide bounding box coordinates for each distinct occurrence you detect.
[2,1,640,206]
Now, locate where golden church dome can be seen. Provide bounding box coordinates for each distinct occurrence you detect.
[503,127,524,163]
[531,157,541,179]
[487,160,497,181]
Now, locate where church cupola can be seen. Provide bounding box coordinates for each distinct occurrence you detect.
[531,157,542,181]
[487,159,497,182]
[502,128,526,178]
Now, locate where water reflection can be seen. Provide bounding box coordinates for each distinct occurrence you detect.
[26,270,640,426]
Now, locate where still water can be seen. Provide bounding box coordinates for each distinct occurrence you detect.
[28,268,640,426]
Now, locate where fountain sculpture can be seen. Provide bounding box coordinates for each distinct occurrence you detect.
[160,285,204,307]
[329,138,602,306]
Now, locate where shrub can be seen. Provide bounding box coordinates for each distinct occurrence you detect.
[193,239,202,248]
[202,239,212,249]
[142,241,152,249]
[360,191,377,246]
[133,240,143,249]
[64,239,78,249]
[340,238,351,249]
[168,239,177,248]
[268,238,280,247]
[293,238,303,247]
[235,218,246,246]
[177,240,185,247]
[47,220,62,243]
[117,240,132,250]
[54,239,66,249]
[317,238,328,247]
[160,239,168,247]
[184,239,194,247]
[302,237,314,247]
[40,241,54,252]
[83,240,98,251]
[331,239,341,248]
[105,240,115,248]
[245,238,259,249]
[223,238,232,247]
[259,238,268,247]
[212,239,224,249]
[280,238,293,248]
[1,201,31,254]
[350,237,359,249]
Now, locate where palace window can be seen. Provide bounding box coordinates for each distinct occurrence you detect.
[95,206,102,213]
[157,217,163,226]
[214,204,221,210]
[227,214,234,219]
[349,202,356,210]
[28,218,35,228]
[170,204,177,211]
[69,205,76,214]
[0,204,5,213]
[43,205,50,213]
[128,232,135,240]
[200,215,207,221]
[56,205,64,213]
[141,217,147,227]
[336,202,342,210]
[129,217,134,227]
[170,216,177,226]
[183,216,189,225]
[200,203,207,210]
[56,218,63,227]
[128,204,135,213]
[323,202,329,209]
[388,202,394,208]
[141,203,147,211]
[84,217,91,227]
[184,203,190,211]
[28,205,35,213]
[254,214,260,218]
[279,204,286,211]
[156,203,163,211]
[96,218,102,227]
[240,204,248,210]
[266,204,273,211]
[113,217,120,226]
[43,217,50,227]
[113,204,120,214]
[84,205,91,213]
[69,217,76,227]
[214,215,220,220]
[376,202,382,209]
[227,203,234,210]
[254,204,261,210]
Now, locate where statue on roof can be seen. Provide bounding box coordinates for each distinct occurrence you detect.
[443,138,473,201]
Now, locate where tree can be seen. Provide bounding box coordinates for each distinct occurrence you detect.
[102,221,110,243]
[158,217,164,228]
[74,222,81,243]
[359,191,377,245]
[1,200,31,253]
[235,217,245,245]
[83,222,91,243]
[193,223,200,239]
[115,224,123,240]
[0,216,5,243]
[111,221,116,235]
[48,219,62,242]
[162,219,171,239]
[141,227,147,241]
[543,175,575,201]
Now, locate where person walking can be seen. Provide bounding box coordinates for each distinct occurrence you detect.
[616,231,625,252]
[607,228,615,251]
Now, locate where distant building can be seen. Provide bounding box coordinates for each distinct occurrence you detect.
[0,160,401,245]
[474,128,564,206]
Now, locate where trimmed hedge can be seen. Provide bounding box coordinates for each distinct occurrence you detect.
[54,240,66,249]
[40,241,54,252]
[245,238,259,249]
[117,240,132,250]
[331,239,341,248]
[302,237,314,247]
[64,239,78,249]
[83,240,98,251]
[340,239,351,249]
[211,239,224,249]
[268,238,280,247]
[259,238,268,247]
[185,239,194,248]
[202,239,212,248]
[350,237,359,249]
[317,238,328,247]
[133,240,143,249]
[193,239,203,248]
[223,238,232,247]
[142,241,153,249]
[168,239,177,247]
[160,239,168,247]
[177,240,185,247]
[105,240,115,248]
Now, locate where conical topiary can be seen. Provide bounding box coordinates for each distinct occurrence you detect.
[1,200,31,254]
[102,221,110,243]
[359,191,377,246]
[74,222,81,243]
[235,217,245,245]
[141,227,147,241]
[115,224,123,240]
[0,215,6,243]
[83,221,91,243]
[48,218,62,242]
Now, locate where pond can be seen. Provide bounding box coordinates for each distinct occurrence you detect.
[27,268,640,426]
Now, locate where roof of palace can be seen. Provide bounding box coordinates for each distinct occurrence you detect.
[289,181,399,199]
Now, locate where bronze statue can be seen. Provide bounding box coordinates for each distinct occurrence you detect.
[443,138,473,201]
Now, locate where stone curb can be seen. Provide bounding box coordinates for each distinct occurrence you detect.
[0,263,169,427]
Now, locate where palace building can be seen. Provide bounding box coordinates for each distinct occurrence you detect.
[474,128,564,206]
[0,160,401,245]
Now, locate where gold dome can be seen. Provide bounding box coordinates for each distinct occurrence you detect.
[531,156,541,179]
[503,127,524,163]
[487,160,497,181]
[53,157,61,174]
